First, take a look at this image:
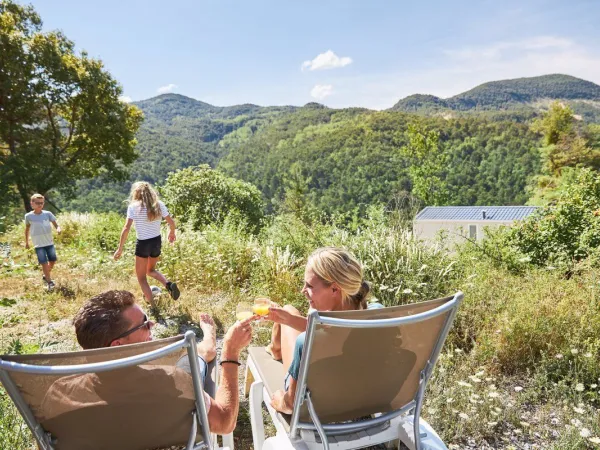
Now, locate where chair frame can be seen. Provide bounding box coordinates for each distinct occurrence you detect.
[0,330,226,450]
[246,292,463,450]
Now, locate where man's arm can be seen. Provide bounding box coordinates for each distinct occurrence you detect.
[113,218,133,260]
[25,223,30,249]
[207,319,253,434]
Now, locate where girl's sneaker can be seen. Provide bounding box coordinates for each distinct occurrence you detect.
[166,281,180,300]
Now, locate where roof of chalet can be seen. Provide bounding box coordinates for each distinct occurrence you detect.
[415,206,538,222]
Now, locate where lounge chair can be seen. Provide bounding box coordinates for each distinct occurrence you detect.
[244,292,463,450]
[0,331,233,450]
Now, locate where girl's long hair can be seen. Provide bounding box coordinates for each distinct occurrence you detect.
[129,182,161,221]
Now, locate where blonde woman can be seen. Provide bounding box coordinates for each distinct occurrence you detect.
[264,247,378,414]
[114,182,180,304]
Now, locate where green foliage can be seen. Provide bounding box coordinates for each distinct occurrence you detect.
[160,165,264,232]
[401,124,449,205]
[508,169,600,268]
[220,110,541,213]
[0,0,143,212]
[391,74,600,121]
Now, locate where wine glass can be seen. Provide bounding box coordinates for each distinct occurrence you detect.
[236,302,253,321]
[252,297,271,317]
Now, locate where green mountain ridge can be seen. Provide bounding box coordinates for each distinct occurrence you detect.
[58,73,598,214]
[390,74,600,122]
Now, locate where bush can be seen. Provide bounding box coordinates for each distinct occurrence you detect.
[507,168,600,269]
[160,165,264,232]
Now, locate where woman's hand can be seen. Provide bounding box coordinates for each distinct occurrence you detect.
[265,304,291,325]
[270,390,293,414]
[113,248,123,261]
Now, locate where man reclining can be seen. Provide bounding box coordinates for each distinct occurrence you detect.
[40,290,253,449]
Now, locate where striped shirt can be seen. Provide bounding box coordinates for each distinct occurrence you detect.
[127,201,170,240]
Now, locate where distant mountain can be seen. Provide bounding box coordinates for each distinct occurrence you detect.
[390,74,600,122]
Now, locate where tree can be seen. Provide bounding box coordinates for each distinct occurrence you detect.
[401,123,449,205]
[0,0,143,211]
[160,165,264,232]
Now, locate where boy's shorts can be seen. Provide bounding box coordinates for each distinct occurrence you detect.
[135,235,162,258]
[35,245,57,264]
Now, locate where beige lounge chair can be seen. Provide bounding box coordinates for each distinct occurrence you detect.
[0,331,233,450]
[244,292,463,450]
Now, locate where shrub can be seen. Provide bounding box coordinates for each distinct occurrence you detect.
[507,168,600,269]
[160,165,264,232]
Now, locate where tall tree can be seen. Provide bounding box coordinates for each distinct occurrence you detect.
[401,123,449,206]
[0,0,143,211]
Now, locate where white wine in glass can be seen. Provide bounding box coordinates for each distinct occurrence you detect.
[236,303,253,321]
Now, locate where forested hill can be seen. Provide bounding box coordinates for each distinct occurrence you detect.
[59,73,600,214]
[391,74,600,122]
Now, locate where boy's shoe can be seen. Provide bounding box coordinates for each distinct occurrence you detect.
[166,281,180,300]
[47,280,55,292]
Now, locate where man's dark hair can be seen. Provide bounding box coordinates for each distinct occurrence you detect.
[73,290,136,349]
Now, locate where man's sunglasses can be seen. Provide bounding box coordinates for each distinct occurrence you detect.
[111,314,151,342]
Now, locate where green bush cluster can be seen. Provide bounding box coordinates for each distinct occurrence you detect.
[160,165,264,232]
[507,168,600,269]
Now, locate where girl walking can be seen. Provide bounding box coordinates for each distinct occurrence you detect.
[114,182,180,305]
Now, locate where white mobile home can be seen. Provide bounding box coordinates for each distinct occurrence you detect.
[413,206,538,243]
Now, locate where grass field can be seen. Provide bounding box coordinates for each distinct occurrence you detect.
[1,211,600,449]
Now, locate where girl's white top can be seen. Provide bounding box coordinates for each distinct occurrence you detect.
[127,201,169,240]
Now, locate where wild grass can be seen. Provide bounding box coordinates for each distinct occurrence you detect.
[2,210,600,448]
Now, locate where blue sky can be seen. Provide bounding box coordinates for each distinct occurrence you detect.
[26,0,600,109]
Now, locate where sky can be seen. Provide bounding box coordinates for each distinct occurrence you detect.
[24,0,600,110]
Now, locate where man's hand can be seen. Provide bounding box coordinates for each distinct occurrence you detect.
[270,390,293,414]
[113,248,123,261]
[222,318,253,360]
[168,229,176,243]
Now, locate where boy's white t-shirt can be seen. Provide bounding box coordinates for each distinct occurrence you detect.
[127,201,169,240]
[25,210,56,248]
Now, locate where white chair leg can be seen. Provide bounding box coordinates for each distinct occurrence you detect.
[397,416,447,450]
[249,380,266,450]
[222,432,234,449]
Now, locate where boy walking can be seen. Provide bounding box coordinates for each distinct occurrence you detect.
[25,194,61,290]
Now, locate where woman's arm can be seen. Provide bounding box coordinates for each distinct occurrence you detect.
[113,218,133,260]
[165,215,176,243]
[267,306,308,332]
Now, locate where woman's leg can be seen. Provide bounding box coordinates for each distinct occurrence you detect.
[146,256,168,286]
[269,305,303,373]
[135,256,155,305]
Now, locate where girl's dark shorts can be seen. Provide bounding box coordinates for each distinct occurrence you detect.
[135,235,162,258]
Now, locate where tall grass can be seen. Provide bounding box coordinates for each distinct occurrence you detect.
[2,209,600,448]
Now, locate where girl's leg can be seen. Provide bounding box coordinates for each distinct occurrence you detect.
[146,256,168,287]
[135,256,155,305]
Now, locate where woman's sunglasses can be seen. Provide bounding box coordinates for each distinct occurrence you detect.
[111,314,151,341]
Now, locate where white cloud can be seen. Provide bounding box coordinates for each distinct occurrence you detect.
[157,83,178,94]
[310,84,334,100]
[302,50,352,71]
[443,36,574,62]
[118,95,132,103]
[322,35,600,110]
